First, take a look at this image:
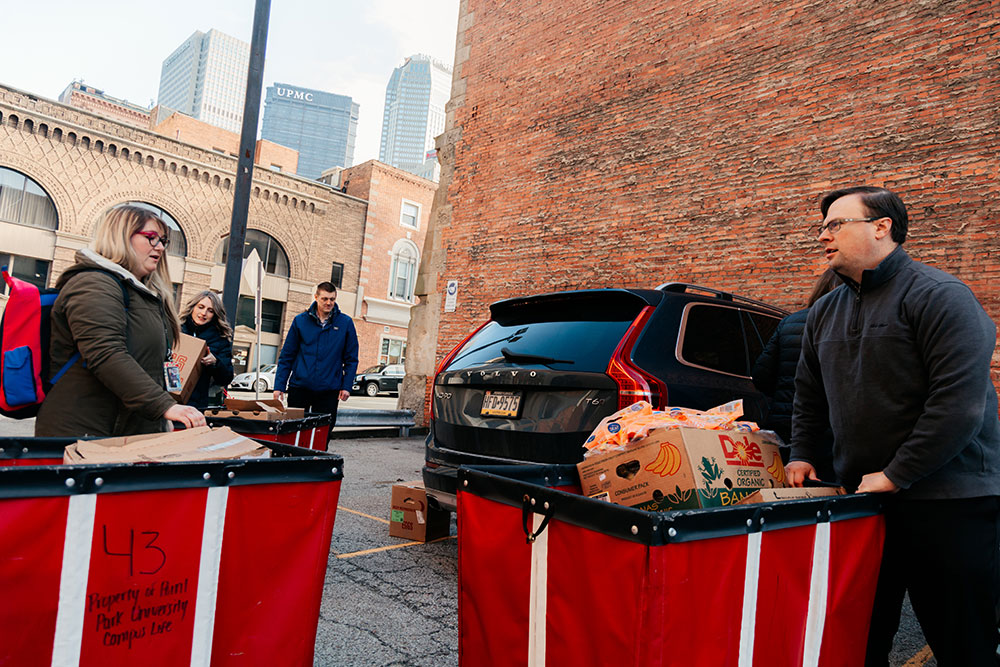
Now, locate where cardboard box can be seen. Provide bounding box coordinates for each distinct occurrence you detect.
[169,333,208,404]
[389,481,450,542]
[577,427,788,512]
[63,426,270,464]
[218,398,306,420]
[737,486,846,505]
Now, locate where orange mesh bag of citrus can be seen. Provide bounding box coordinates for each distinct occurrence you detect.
[582,400,760,456]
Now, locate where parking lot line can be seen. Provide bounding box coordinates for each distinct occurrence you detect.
[339,506,391,525]
[336,536,455,559]
[902,645,933,666]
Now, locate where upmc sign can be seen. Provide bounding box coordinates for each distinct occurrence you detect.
[275,87,314,102]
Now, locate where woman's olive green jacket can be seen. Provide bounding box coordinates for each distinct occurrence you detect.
[34,249,177,437]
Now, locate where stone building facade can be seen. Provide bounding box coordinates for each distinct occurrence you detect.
[336,160,436,372]
[403,0,1000,423]
[0,83,366,374]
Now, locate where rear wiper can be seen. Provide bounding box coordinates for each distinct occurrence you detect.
[501,347,574,366]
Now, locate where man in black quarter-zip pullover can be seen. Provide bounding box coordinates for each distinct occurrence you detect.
[786,186,1000,666]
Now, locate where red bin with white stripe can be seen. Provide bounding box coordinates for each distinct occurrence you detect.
[458,465,884,667]
[205,412,332,451]
[0,437,342,666]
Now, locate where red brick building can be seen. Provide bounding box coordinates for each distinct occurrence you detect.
[335,160,436,371]
[403,0,1000,422]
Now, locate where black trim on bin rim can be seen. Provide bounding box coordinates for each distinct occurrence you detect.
[457,465,883,546]
[0,439,343,499]
[204,412,332,435]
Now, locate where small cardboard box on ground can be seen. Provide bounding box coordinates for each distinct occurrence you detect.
[577,427,788,512]
[169,333,207,404]
[389,481,450,542]
[206,398,306,421]
[737,486,846,505]
[63,426,270,464]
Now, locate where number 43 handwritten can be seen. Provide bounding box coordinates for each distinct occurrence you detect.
[102,526,166,576]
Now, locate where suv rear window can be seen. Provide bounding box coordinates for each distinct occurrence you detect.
[445,319,634,373]
[676,303,782,377]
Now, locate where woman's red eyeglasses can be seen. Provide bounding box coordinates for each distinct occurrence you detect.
[134,230,170,249]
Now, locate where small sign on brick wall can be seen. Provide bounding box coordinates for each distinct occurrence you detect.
[444,279,458,312]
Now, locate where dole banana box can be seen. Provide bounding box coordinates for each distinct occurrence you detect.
[576,427,787,512]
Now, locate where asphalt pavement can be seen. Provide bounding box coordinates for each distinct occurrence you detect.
[316,436,457,666]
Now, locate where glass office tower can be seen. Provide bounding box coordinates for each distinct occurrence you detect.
[261,84,359,179]
[157,29,250,133]
[379,55,452,182]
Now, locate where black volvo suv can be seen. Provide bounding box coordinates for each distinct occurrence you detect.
[423,284,786,511]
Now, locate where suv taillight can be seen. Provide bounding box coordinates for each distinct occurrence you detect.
[606,306,667,410]
[430,319,492,419]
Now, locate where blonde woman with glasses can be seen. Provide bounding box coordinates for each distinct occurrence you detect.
[35,205,205,436]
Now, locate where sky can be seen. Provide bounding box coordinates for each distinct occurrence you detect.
[0,0,459,164]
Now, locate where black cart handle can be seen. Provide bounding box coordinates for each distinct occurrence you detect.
[522,494,555,543]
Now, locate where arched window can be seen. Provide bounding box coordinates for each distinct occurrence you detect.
[0,166,58,230]
[388,239,419,302]
[215,229,290,278]
[113,202,187,258]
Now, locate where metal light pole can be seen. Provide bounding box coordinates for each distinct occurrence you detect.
[222,0,272,322]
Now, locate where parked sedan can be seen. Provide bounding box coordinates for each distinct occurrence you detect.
[352,364,405,397]
[229,364,277,393]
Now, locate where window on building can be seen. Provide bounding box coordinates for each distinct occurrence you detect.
[388,240,419,302]
[113,202,187,257]
[235,296,285,334]
[330,262,344,289]
[215,229,290,278]
[379,337,406,365]
[399,200,420,229]
[0,252,51,292]
[0,167,58,230]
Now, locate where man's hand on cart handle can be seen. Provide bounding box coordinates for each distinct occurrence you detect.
[785,461,819,487]
[856,471,899,494]
[273,390,285,403]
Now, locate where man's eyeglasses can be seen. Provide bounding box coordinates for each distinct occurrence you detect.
[815,217,879,237]
[134,230,170,249]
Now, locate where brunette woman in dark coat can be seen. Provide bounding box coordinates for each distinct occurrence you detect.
[752,270,839,465]
[179,290,234,410]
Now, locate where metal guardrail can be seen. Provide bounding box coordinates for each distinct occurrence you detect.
[335,408,416,437]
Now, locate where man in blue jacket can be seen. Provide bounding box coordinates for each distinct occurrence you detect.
[274,282,359,431]
[787,186,1000,665]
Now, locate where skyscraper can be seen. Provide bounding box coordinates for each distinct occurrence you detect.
[378,55,452,182]
[261,84,359,179]
[157,29,249,134]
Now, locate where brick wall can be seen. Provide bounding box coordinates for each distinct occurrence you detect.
[418,0,1000,417]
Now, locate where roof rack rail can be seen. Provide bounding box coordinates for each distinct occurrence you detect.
[655,282,785,313]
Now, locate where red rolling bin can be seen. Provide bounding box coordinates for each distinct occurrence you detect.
[0,436,343,667]
[204,412,332,451]
[457,464,884,667]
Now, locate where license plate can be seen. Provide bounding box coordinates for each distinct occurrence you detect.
[480,390,522,418]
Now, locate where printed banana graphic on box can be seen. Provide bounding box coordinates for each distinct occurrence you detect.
[767,454,786,485]
[644,442,682,477]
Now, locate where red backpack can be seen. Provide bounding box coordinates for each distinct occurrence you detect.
[1,267,127,418]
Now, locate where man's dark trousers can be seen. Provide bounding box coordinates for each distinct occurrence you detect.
[287,387,340,449]
[865,496,1000,666]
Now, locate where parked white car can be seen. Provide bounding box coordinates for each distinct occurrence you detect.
[229,364,277,393]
